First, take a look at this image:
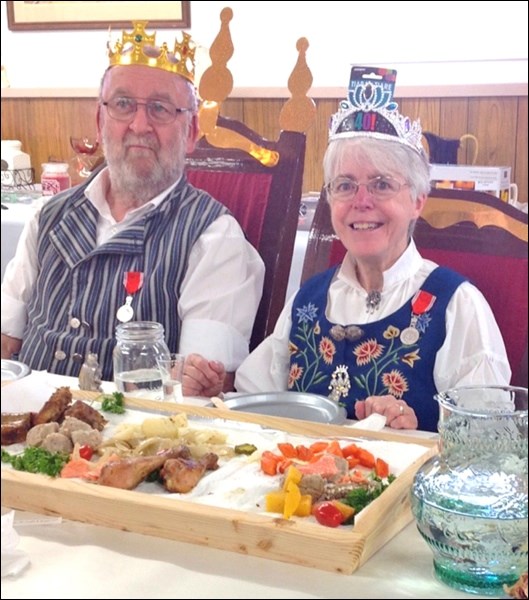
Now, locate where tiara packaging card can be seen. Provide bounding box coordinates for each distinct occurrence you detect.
[348,66,397,106]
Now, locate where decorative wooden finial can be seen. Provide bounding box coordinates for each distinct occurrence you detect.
[279,37,316,133]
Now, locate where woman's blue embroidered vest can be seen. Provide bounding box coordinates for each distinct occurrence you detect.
[18,177,229,381]
[288,266,465,432]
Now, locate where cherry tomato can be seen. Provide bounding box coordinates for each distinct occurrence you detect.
[79,445,94,461]
[312,501,345,528]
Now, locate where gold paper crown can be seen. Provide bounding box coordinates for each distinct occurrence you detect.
[107,21,196,83]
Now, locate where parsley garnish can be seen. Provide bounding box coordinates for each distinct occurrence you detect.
[100,391,126,414]
[1,447,70,477]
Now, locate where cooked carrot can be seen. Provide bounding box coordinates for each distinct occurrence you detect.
[326,440,344,458]
[295,444,314,462]
[375,457,390,478]
[277,442,298,458]
[342,443,361,458]
[309,441,329,454]
[357,448,376,468]
[260,450,282,475]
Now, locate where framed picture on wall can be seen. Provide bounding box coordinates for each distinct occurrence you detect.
[6,1,191,31]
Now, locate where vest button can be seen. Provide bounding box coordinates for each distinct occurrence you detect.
[72,353,83,362]
[70,317,81,329]
[54,350,66,361]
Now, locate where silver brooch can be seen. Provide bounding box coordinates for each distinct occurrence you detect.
[366,291,382,314]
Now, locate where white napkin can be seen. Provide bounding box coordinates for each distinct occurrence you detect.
[348,413,387,431]
[1,510,30,577]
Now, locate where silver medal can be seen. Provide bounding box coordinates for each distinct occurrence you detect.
[116,295,134,323]
[400,326,420,345]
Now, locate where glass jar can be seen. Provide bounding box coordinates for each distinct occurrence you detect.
[41,162,71,196]
[411,385,528,596]
[113,321,170,400]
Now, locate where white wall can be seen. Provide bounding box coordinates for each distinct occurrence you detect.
[1,0,527,92]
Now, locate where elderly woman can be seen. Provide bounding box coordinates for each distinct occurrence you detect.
[232,68,510,432]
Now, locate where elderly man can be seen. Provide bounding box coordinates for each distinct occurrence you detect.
[1,22,264,393]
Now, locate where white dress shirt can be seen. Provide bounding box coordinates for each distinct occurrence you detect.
[235,241,511,392]
[1,170,265,372]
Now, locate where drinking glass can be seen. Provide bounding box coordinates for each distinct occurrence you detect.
[156,353,185,402]
[69,136,102,179]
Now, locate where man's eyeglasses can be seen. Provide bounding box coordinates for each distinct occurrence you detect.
[325,175,409,202]
[101,97,192,125]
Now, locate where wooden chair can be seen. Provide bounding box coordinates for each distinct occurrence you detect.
[185,7,316,350]
[301,187,528,386]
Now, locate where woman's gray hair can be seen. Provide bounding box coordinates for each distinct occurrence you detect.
[323,137,431,201]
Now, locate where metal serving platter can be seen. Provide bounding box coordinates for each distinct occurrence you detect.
[1,359,31,382]
[211,392,347,424]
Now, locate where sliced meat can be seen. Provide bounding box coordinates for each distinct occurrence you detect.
[1,412,33,445]
[33,387,72,425]
[63,400,108,431]
[296,453,349,481]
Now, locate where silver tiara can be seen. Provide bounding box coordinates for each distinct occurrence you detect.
[329,66,424,155]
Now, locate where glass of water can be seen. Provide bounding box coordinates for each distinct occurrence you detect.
[156,353,185,402]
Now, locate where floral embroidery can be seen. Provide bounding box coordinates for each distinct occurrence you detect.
[288,363,303,387]
[296,302,318,324]
[319,337,336,364]
[381,369,409,397]
[402,349,420,367]
[353,339,384,365]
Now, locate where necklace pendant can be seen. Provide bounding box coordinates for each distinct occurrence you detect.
[365,290,381,314]
[116,295,134,323]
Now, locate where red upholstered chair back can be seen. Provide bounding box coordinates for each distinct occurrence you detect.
[301,188,529,386]
[186,120,307,350]
[185,8,315,351]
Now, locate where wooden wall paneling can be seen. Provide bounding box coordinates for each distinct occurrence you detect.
[438,98,473,164]
[515,97,528,204]
[398,98,440,136]
[468,97,517,170]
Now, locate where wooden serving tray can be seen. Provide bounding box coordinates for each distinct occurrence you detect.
[1,394,437,574]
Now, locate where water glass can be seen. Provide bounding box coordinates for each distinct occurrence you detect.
[156,353,185,402]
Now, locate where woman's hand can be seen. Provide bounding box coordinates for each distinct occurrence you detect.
[182,353,234,398]
[354,394,418,430]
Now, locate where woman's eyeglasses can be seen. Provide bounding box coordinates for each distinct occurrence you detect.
[325,175,409,202]
[101,97,192,125]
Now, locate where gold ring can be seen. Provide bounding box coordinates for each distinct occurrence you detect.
[399,404,404,415]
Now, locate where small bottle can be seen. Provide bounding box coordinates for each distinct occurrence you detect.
[41,162,71,196]
[113,321,170,400]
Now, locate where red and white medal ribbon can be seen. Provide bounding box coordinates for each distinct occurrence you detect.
[116,271,144,323]
[400,290,436,345]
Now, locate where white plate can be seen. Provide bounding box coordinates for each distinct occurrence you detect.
[211,391,347,424]
[1,359,31,382]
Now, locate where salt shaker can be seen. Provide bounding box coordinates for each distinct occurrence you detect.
[79,352,103,392]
